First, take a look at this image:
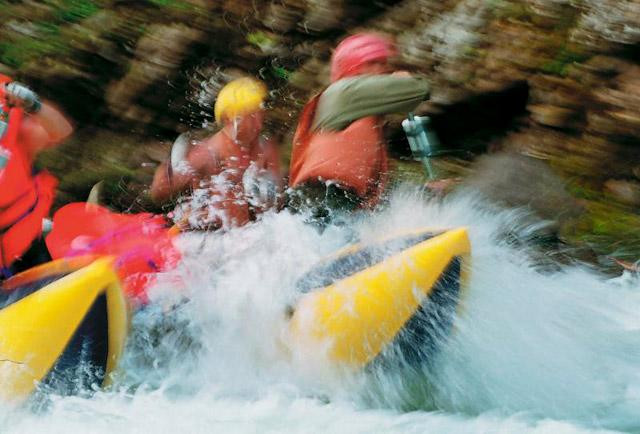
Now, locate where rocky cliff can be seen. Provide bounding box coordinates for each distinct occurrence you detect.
[1,0,639,263]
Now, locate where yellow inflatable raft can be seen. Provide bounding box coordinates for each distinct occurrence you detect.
[0,226,469,402]
[0,256,128,404]
[289,227,471,369]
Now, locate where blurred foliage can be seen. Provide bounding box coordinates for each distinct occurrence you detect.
[54,0,99,22]
[0,0,637,268]
[147,0,192,11]
[541,48,590,77]
[0,23,66,68]
[0,0,98,68]
[562,181,640,262]
[490,0,532,22]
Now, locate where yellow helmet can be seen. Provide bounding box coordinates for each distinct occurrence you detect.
[214,77,267,123]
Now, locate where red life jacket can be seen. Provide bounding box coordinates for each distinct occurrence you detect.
[288,95,388,208]
[46,202,181,304]
[0,99,57,272]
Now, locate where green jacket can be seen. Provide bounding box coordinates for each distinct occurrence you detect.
[311,75,431,132]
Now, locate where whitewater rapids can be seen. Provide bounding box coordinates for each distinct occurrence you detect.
[2,185,639,434]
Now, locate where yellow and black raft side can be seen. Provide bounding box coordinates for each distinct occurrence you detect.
[0,256,128,404]
[289,227,471,370]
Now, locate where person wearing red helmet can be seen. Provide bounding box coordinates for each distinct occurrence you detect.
[288,33,430,227]
[0,74,73,277]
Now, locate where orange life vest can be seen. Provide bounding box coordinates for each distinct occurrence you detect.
[289,95,388,208]
[0,100,57,273]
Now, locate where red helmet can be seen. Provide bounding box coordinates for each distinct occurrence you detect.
[330,33,396,82]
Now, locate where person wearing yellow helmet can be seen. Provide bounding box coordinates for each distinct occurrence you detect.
[150,77,282,230]
[214,77,266,126]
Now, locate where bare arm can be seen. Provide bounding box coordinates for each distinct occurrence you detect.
[150,141,214,204]
[4,82,73,155]
[150,160,195,204]
[17,102,75,160]
[150,162,179,204]
[34,100,74,145]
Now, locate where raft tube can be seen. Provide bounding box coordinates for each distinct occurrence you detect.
[289,227,471,369]
[0,257,128,404]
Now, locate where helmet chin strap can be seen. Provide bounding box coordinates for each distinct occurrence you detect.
[224,117,259,150]
[221,118,240,144]
[231,117,239,142]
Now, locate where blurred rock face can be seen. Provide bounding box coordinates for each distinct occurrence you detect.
[105,23,207,124]
[463,152,583,226]
[604,179,640,207]
[0,0,639,222]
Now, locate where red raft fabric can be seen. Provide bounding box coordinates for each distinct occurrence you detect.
[46,203,181,304]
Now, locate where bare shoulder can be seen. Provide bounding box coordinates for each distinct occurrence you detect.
[187,135,221,172]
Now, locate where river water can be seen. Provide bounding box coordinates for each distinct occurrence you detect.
[2,186,639,433]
